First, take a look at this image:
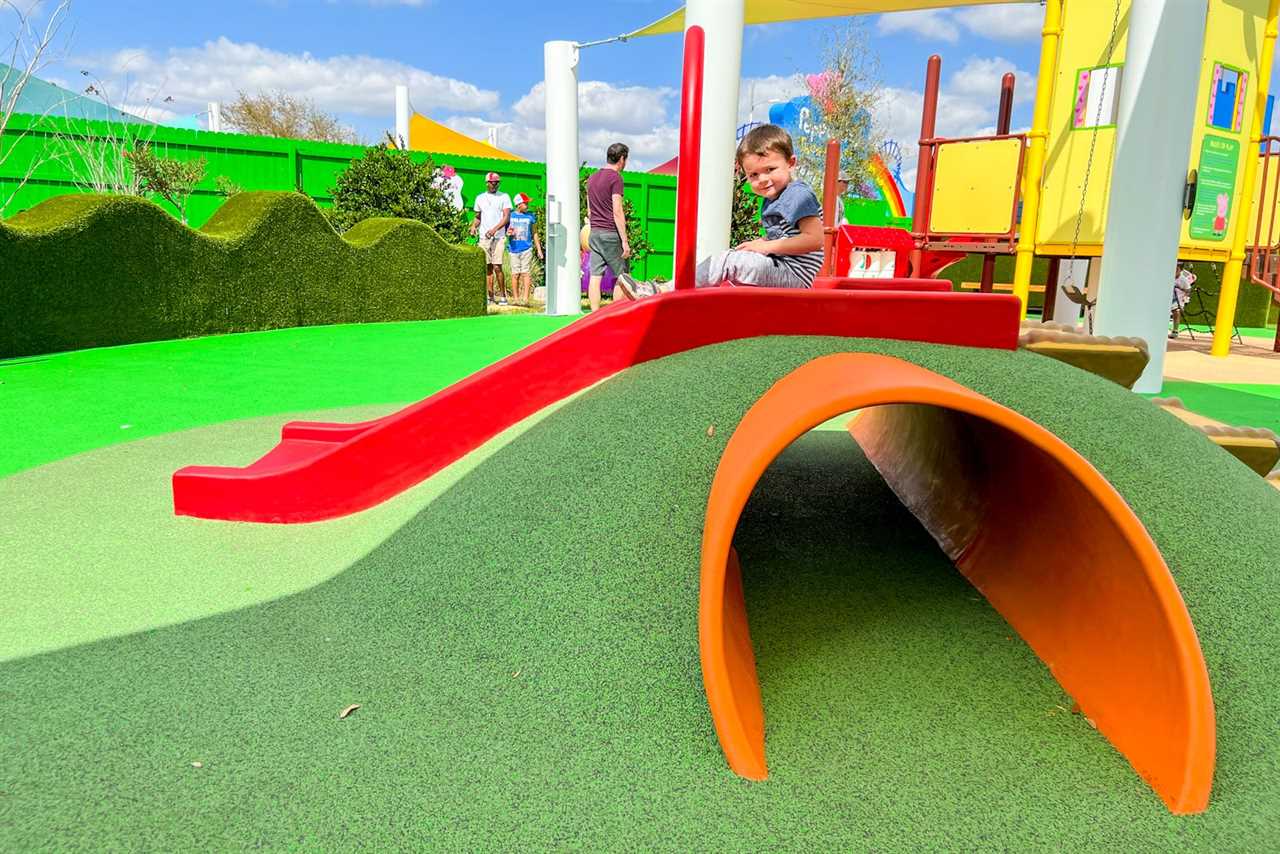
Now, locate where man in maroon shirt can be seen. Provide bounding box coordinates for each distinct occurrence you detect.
[585,142,631,311]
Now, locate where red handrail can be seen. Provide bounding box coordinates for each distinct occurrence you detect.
[819,138,840,276]
[674,26,705,289]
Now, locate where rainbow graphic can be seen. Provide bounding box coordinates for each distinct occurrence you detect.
[867,153,907,219]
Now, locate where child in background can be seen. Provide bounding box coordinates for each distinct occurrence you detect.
[507,194,543,306]
[616,124,823,298]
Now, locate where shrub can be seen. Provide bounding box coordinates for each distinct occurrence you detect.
[328,145,469,243]
[0,192,486,358]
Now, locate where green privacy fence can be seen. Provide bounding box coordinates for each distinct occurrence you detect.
[0,112,679,279]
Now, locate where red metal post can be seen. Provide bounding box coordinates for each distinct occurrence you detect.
[820,138,841,276]
[980,73,1016,294]
[674,25,705,290]
[910,55,942,276]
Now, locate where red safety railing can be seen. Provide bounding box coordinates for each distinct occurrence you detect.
[910,57,1027,267]
[1247,135,1280,350]
[673,26,704,289]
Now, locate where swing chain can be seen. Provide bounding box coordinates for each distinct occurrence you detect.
[1064,0,1124,289]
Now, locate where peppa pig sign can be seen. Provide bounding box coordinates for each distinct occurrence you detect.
[1189,133,1240,241]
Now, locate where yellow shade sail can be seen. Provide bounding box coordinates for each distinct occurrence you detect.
[626,0,1037,38]
[406,113,524,161]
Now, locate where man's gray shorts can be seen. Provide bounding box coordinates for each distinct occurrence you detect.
[588,228,630,276]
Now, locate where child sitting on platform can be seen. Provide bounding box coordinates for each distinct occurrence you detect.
[616,124,824,298]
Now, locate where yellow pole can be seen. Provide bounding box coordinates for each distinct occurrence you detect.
[1012,0,1064,319]
[1212,0,1280,356]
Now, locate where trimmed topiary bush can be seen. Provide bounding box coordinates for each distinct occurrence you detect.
[0,192,486,358]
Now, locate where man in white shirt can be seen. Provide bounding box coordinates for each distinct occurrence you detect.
[471,171,513,305]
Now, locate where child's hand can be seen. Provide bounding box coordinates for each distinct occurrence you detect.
[735,238,770,254]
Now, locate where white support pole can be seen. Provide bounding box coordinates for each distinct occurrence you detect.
[1094,0,1209,392]
[544,40,582,316]
[684,0,745,263]
[394,85,411,150]
[207,101,222,133]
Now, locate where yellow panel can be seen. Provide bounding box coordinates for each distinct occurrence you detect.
[1034,0,1129,249]
[1247,150,1280,246]
[1035,0,1269,255]
[1181,0,1271,254]
[929,138,1023,234]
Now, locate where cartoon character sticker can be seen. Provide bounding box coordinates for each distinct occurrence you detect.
[1213,193,1229,234]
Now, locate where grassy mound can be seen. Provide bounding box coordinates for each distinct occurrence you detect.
[0,192,485,358]
[1,338,1276,849]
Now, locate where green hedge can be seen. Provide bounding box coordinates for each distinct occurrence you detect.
[0,191,486,358]
[1184,261,1278,329]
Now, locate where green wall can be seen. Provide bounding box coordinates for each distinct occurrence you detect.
[0,112,679,280]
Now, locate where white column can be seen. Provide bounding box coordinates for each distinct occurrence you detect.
[684,0,745,263]
[207,101,222,133]
[1094,0,1209,392]
[544,40,582,316]
[394,85,411,150]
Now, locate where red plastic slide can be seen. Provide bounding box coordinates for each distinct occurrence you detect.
[173,288,1021,523]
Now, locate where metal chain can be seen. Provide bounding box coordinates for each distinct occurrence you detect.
[1064,0,1123,288]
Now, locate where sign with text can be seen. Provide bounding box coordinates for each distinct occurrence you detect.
[1190,134,1241,241]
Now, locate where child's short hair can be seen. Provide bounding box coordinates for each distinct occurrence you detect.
[736,124,795,167]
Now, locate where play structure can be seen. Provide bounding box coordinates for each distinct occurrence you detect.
[542,0,1280,391]
[5,4,1279,850]
[166,15,1280,818]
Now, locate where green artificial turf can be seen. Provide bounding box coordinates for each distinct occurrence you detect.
[1153,380,1280,435]
[0,314,576,478]
[2,338,1277,849]
[0,398,577,663]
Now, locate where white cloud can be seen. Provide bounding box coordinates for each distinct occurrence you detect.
[738,74,808,124]
[875,11,959,43]
[877,5,1044,44]
[78,37,499,120]
[441,114,678,173]
[484,79,677,170]
[948,56,1036,105]
[513,80,674,135]
[953,6,1045,42]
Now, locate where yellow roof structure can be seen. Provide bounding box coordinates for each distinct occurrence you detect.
[626,0,1036,37]
[407,113,524,161]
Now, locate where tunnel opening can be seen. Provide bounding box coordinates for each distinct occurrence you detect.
[698,354,1214,814]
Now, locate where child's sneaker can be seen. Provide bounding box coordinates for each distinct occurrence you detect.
[498,297,508,306]
[616,273,658,300]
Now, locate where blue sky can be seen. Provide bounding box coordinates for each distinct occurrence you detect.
[28,1,1051,173]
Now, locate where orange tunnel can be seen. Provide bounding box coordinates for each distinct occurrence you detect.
[698,354,1215,814]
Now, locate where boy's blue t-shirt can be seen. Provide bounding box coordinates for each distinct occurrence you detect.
[509,211,536,253]
[760,179,824,284]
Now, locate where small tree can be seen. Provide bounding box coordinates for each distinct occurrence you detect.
[124,143,205,223]
[223,90,359,144]
[0,0,72,214]
[54,73,163,197]
[327,144,467,241]
[792,23,883,192]
[729,177,761,247]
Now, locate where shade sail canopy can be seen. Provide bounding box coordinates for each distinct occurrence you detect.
[626,0,1037,38]
[407,113,524,161]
